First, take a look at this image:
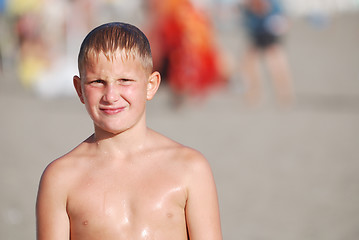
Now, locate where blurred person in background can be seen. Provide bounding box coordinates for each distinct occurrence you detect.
[10,0,49,88]
[146,0,227,107]
[239,0,294,106]
[9,0,97,97]
[5,0,96,96]
[32,0,96,97]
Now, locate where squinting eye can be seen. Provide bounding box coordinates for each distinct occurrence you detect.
[119,79,133,84]
[90,80,104,85]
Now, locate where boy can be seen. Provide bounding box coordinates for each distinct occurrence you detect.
[36,22,222,240]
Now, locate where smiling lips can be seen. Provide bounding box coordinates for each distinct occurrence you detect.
[100,106,126,115]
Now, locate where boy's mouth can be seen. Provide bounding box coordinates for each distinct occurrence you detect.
[100,107,126,115]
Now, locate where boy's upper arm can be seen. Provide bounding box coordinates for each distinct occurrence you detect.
[36,161,70,240]
[185,152,222,240]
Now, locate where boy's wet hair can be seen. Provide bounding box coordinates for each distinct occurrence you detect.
[78,22,153,76]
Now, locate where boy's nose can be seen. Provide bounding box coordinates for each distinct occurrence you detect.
[103,84,120,103]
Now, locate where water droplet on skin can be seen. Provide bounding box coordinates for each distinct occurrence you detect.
[122,216,129,224]
[141,228,151,239]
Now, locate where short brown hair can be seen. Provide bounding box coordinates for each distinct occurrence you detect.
[78,22,153,76]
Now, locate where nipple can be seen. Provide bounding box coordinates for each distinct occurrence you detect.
[82,220,89,226]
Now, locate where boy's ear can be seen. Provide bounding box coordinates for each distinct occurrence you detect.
[73,75,85,104]
[146,71,161,100]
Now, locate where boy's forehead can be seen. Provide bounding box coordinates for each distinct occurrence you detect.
[83,49,139,69]
[81,50,148,77]
[80,47,152,76]
[88,49,138,62]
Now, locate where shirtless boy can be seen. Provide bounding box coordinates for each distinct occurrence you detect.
[36,22,222,240]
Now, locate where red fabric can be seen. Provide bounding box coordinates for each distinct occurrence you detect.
[149,0,226,97]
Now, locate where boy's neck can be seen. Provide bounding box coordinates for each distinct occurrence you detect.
[90,123,150,157]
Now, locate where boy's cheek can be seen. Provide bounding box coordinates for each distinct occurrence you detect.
[84,86,101,96]
[82,91,98,105]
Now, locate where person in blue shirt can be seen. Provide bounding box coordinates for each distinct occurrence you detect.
[243,0,284,48]
[239,0,294,106]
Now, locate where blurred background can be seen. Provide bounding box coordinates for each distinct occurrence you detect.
[1,0,359,239]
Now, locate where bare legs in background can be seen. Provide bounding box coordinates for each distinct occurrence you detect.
[240,43,294,107]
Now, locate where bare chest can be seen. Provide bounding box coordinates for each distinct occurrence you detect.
[66,166,188,240]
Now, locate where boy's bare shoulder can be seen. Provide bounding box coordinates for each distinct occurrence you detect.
[148,130,210,169]
[39,138,92,186]
[45,140,88,167]
[149,130,215,192]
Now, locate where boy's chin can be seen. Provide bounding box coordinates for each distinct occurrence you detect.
[94,125,127,136]
[104,128,126,136]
